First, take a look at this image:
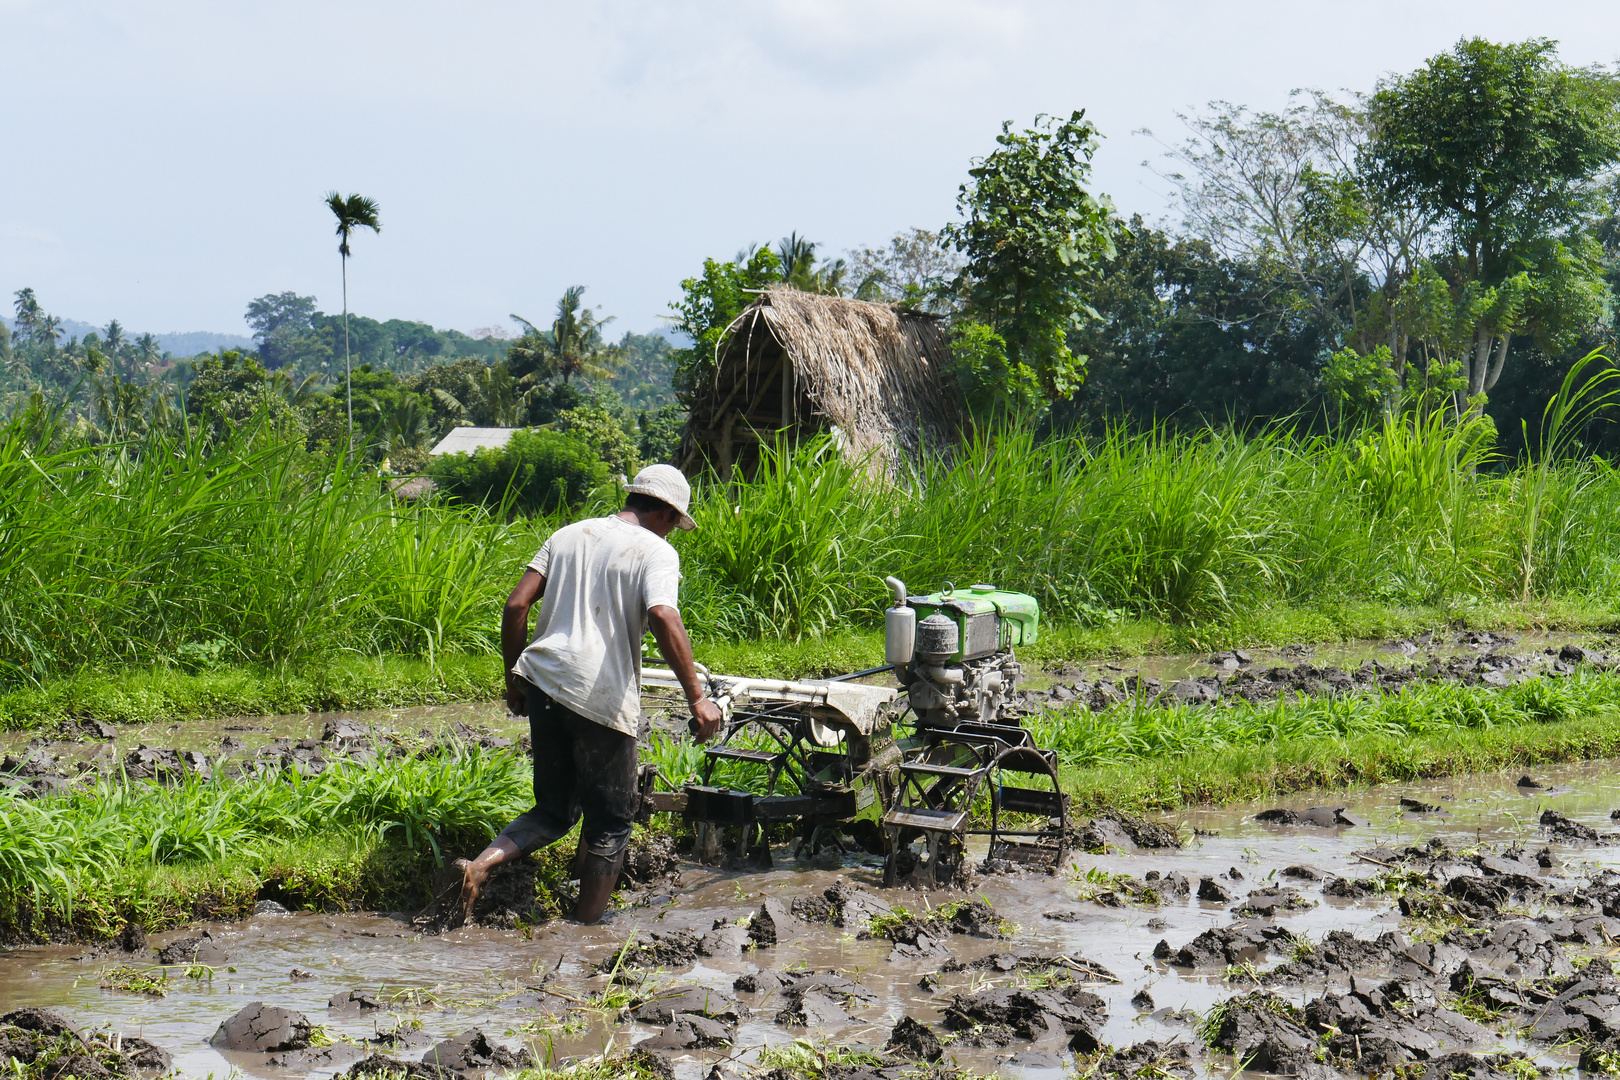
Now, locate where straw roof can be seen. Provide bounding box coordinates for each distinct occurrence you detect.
[679,288,961,478]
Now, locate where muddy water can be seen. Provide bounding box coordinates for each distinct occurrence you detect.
[5,759,1620,1079]
[1029,628,1606,688]
[0,692,692,770]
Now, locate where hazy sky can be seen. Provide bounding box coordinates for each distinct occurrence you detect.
[4,1,1619,339]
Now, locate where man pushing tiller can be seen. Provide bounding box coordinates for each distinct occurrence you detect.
[456,464,725,924]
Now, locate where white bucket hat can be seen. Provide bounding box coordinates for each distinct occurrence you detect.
[626,463,697,530]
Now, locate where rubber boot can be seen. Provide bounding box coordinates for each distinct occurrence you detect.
[571,851,625,925]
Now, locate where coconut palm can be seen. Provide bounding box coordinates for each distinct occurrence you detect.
[324,191,382,447]
[776,233,847,295]
[103,320,127,376]
[90,373,155,442]
[372,395,436,455]
[431,364,529,427]
[778,232,817,285]
[34,313,62,352]
[135,333,162,374]
[11,288,40,344]
[509,286,623,385]
[267,369,322,409]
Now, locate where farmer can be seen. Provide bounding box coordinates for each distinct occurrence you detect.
[456,464,724,924]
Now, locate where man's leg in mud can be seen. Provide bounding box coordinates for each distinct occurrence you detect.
[457,685,579,921]
[567,712,640,924]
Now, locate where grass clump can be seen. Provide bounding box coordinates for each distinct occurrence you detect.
[498,1047,677,1080]
[1071,866,1161,905]
[0,744,531,941]
[1030,670,1620,769]
[97,964,169,996]
[1037,668,1620,811]
[754,1039,888,1078]
[1197,990,1305,1047]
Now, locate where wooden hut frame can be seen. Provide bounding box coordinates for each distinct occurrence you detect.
[678,288,961,479]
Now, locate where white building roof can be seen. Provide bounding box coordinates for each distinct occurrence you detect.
[429,426,520,456]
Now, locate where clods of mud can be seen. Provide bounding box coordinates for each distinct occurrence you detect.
[0,1006,172,1078]
[1027,629,1618,712]
[13,761,1620,1078]
[0,706,540,807]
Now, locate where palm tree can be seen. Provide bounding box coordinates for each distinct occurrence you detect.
[135,333,162,374]
[90,373,156,443]
[372,395,435,455]
[509,286,623,385]
[103,320,127,376]
[776,232,847,295]
[34,313,62,352]
[778,232,817,285]
[12,288,40,344]
[431,364,529,427]
[267,369,322,409]
[324,191,382,447]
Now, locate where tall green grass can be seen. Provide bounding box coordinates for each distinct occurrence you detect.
[0,744,530,934]
[0,413,543,686]
[676,415,1620,635]
[6,377,1620,693]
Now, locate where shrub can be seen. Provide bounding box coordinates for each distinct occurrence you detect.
[558,405,641,477]
[428,428,610,514]
[637,403,685,465]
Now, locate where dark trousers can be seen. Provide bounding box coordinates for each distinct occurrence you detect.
[495,681,639,876]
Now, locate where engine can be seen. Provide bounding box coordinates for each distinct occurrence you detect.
[882,576,1039,726]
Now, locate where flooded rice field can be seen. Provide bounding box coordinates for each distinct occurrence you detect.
[6,758,1620,1079]
[3,625,1609,776]
[6,628,1620,1079]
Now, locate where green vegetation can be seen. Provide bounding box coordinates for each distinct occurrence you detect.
[1032,668,1620,770]
[0,413,534,688]
[99,965,171,997]
[0,655,498,732]
[1052,669,1620,813]
[325,190,384,444]
[7,388,1620,707]
[429,428,612,515]
[5,39,1620,945]
[2,282,676,479]
[752,1041,890,1079]
[0,744,528,941]
[1199,991,1304,1047]
[944,109,1116,415]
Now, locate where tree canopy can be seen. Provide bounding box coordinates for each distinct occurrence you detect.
[945,110,1117,408]
[1367,37,1620,410]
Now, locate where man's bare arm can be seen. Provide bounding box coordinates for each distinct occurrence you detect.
[502,570,545,715]
[648,604,723,741]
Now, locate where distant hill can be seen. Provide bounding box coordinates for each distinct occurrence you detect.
[2,316,254,358]
[5,314,672,359]
[150,330,257,356]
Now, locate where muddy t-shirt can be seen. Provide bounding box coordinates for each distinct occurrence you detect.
[512,515,681,736]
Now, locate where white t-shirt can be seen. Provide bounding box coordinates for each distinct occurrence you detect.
[511,515,682,736]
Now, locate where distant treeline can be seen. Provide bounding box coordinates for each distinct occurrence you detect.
[1,282,683,476]
[7,35,1620,469]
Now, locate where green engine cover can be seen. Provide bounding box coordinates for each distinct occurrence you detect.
[908,583,1039,662]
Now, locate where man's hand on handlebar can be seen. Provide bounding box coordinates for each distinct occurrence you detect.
[688,697,724,743]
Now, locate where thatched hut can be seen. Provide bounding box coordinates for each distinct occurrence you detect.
[677,288,961,479]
